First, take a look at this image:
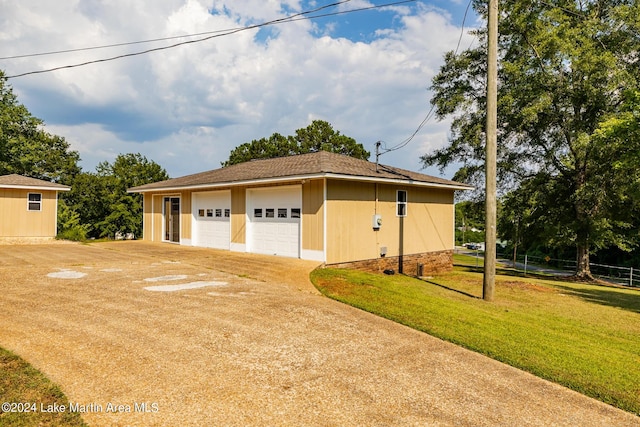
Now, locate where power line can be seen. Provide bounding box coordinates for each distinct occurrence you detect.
[5,0,417,79]
[538,0,589,18]
[379,103,437,155]
[6,0,353,78]
[380,0,470,157]
[380,0,623,161]
[0,29,234,61]
[454,0,473,55]
[1,2,360,61]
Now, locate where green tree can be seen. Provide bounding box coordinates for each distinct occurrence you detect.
[63,172,111,238]
[96,152,169,193]
[224,120,370,166]
[95,195,142,240]
[291,120,370,159]
[497,176,558,263]
[63,154,168,239]
[224,133,295,166]
[423,0,640,279]
[56,198,91,241]
[455,200,485,245]
[95,153,169,239]
[0,71,80,182]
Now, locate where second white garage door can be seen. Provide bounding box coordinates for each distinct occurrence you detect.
[192,191,231,250]
[248,186,301,258]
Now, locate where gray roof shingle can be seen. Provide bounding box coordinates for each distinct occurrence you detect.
[0,174,71,190]
[129,151,472,192]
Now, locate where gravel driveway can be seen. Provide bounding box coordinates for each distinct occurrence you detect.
[0,241,637,426]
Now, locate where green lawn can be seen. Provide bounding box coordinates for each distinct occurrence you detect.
[0,347,87,427]
[311,267,640,415]
[453,252,485,268]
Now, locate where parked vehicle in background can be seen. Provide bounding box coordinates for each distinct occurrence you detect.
[464,242,484,251]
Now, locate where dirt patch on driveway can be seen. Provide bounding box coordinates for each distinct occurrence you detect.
[0,241,637,426]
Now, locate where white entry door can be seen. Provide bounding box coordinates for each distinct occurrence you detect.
[192,191,231,250]
[248,186,301,258]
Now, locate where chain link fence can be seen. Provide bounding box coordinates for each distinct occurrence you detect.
[455,249,640,288]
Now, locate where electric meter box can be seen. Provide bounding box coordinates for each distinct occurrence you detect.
[372,214,382,230]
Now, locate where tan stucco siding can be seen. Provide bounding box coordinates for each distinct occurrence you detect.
[144,188,235,244]
[0,188,58,237]
[382,185,454,255]
[231,187,246,244]
[142,193,153,240]
[302,179,324,251]
[144,193,185,242]
[137,177,454,264]
[151,195,164,242]
[181,191,192,241]
[325,180,455,264]
[325,180,377,264]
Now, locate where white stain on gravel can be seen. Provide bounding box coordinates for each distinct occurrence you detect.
[100,268,123,272]
[47,270,87,279]
[144,281,227,292]
[208,291,253,298]
[144,275,188,282]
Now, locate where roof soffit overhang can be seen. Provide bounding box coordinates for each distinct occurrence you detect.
[0,184,70,192]
[129,173,474,194]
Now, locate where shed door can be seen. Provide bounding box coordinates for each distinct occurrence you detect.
[192,191,231,250]
[248,186,301,258]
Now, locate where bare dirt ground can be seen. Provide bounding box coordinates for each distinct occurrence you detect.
[0,241,637,426]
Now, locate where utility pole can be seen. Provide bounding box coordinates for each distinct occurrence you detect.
[483,0,498,301]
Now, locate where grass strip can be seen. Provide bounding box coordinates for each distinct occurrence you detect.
[0,347,88,427]
[311,267,640,414]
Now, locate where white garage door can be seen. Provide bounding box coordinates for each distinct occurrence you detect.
[248,186,301,258]
[192,191,231,250]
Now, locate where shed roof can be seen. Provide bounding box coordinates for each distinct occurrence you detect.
[129,151,472,192]
[0,174,71,191]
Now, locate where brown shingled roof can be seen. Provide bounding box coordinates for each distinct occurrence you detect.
[0,174,71,190]
[129,151,472,192]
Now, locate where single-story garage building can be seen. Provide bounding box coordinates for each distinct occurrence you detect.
[0,174,71,242]
[129,151,472,275]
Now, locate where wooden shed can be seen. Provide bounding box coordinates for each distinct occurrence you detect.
[0,174,71,242]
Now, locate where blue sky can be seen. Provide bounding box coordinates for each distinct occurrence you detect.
[1,0,478,178]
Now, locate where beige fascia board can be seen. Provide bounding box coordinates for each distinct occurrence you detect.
[322,173,474,191]
[128,175,315,193]
[0,185,70,192]
[128,173,473,194]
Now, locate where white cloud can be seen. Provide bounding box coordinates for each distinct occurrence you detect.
[2,0,475,179]
[338,0,374,11]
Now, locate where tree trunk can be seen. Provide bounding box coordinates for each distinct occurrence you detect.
[575,242,593,280]
[573,164,594,280]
